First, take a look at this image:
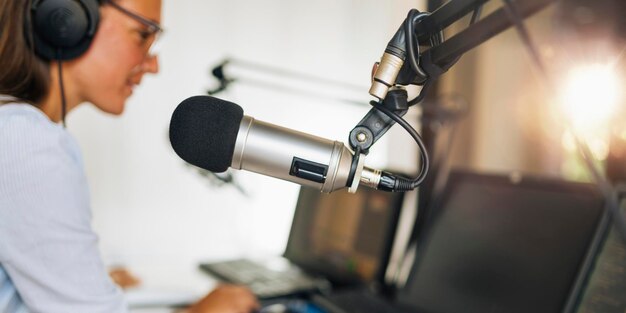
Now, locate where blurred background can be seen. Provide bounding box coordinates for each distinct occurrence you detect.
[64,0,625,291]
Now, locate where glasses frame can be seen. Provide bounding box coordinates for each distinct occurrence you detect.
[104,0,163,55]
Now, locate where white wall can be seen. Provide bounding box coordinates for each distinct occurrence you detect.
[67,0,424,269]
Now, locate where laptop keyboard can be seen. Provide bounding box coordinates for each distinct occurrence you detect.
[200,259,329,299]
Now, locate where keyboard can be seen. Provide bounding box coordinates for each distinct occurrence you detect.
[200,258,330,299]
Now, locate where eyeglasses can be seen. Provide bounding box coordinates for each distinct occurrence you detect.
[104,0,164,57]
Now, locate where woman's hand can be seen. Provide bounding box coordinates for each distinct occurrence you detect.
[109,267,141,289]
[185,284,260,313]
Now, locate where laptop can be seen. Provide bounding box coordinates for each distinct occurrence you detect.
[199,185,405,299]
[312,169,609,313]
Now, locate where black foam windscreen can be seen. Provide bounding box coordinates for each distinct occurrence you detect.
[169,96,244,172]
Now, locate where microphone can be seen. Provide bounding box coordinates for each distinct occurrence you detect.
[169,96,409,193]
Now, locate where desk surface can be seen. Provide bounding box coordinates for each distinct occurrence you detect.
[124,262,217,312]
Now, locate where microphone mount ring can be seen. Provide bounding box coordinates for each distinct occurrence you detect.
[346,147,362,189]
[348,153,366,194]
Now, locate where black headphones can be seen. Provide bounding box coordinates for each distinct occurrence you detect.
[29,0,101,61]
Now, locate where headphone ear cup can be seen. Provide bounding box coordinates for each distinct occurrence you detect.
[30,0,100,61]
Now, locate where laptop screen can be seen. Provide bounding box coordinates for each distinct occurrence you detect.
[284,186,404,286]
[397,170,606,313]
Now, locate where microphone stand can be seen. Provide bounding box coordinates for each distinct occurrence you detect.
[418,0,555,69]
[347,0,558,194]
[206,58,369,107]
[393,0,557,89]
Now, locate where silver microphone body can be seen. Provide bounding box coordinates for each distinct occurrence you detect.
[231,116,356,193]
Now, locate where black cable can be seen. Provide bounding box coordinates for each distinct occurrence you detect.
[406,12,441,106]
[389,5,483,188]
[405,10,430,80]
[408,79,434,106]
[404,5,480,107]
[399,97,466,285]
[57,49,67,128]
[370,100,430,189]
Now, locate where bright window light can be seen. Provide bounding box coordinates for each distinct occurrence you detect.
[556,63,624,161]
[558,63,622,133]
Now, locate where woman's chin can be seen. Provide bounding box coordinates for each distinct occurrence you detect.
[108,105,125,115]
[93,101,125,116]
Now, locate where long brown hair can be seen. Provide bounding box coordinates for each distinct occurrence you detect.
[0,0,50,104]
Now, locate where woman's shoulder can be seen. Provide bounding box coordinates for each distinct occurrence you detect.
[0,102,59,132]
[0,103,88,215]
[0,102,82,165]
[0,102,59,136]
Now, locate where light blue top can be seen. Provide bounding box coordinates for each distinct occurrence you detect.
[0,99,127,312]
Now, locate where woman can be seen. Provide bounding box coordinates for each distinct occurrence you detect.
[0,0,259,312]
